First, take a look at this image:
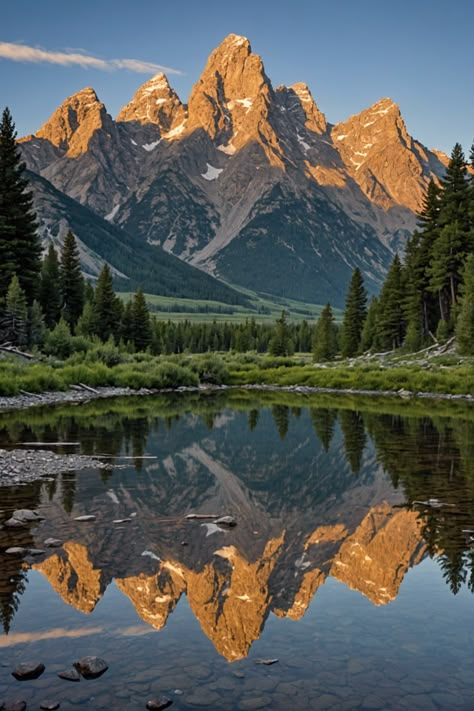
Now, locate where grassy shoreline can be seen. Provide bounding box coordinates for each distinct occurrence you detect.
[0,352,472,405]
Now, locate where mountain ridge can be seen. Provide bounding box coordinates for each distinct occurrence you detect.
[18,34,448,306]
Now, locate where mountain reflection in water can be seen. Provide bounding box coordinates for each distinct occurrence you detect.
[1,392,474,709]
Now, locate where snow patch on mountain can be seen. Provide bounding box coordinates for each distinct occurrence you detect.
[142,140,161,152]
[201,163,223,181]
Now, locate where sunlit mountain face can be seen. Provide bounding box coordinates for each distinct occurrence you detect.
[1,392,474,709]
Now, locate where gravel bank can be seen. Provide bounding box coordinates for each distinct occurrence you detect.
[0,448,113,487]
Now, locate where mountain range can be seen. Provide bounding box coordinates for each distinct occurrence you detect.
[18,34,448,306]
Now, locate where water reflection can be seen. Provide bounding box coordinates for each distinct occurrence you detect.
[1,392,474,665]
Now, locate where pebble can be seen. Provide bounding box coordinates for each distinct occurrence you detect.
[146,698,173,710]
[12,662,45,680]
[74,656,108,679]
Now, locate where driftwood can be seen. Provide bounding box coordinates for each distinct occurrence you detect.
[0,344,35,360]
[78,382,99,394]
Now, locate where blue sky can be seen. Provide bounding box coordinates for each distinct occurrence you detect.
[1,0,473,155]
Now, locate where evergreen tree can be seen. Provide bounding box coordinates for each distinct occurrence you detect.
[60,231,84,327]
[272,405,289,440]
[339,409,366,474]
[360,296,379,352]
[438,143,470,231]
[76,301,97,338]
[429,221,467,319]
[44,318,73,359]
[269,311,293,356]
[404,181,441,344]
[428,144,470,319]
[310,408,337,451]
[0,107,41,302]
[39,244,61,328]
[341,268,367,357]
[0,275,28,346]
[131,288,152,351]
[94,264,121,341]
[27,299,46,348]
[456,253,474,355]
[313,304,337,361]
[376,255,405,350]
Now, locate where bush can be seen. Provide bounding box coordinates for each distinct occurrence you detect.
[188,354,230,384]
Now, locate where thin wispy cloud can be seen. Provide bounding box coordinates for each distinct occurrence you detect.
[0,41,183,75]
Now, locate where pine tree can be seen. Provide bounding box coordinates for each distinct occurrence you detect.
[76,301,97,338]
[39,244,61,328]
[313,304,337,361]
[429,144,470,319]
[131,288,152,351]
[456,253,474,355]
[438,143,470,231]
[94,264,121,342]
[341,268,367,357]
[310,408,337,451]
[60,231,84,327]
[269,310,293,356]
[121,300,134,343]
[27,300,46,348]
[404,181,441,342]
[360,296,379,352]
[469,142,474,252]
[0,275,28,346]
[376,255,405,350]
[0,107,41,301]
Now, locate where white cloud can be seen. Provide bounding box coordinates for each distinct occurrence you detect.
[0,41,183,75]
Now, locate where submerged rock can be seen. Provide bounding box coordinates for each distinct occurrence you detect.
[57,668,80,682]
[12,661,45,680]
[3,701,27,711]
[74,656,108,679]
[146,698,173,710]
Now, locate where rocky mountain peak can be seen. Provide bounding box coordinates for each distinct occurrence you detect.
[117,72,186,134]
[331,97,434,212]
[186,33,281,162]
[277,82,327,135]
[35,87,111,158]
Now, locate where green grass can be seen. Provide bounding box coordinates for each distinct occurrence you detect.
[0,352,472,401]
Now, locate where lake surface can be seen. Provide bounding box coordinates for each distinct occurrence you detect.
[1,390,474,710]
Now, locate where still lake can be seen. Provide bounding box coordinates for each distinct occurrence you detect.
[1,390,474,710]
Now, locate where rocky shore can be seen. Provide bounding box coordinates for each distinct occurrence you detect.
[0,448,113,487]
[0,385,157,412]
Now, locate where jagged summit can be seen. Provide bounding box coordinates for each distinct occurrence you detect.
[331,96,434,211]
[117,72,185,133]
[35,86,110,158]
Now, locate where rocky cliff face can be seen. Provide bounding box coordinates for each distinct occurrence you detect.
[19,34,447,305]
